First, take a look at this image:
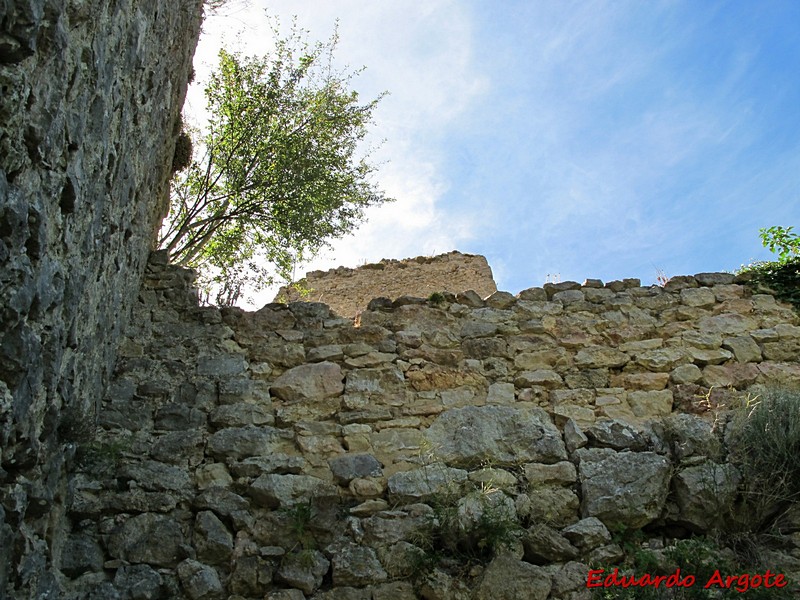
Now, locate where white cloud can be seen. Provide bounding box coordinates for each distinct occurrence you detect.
[184,0,487,308]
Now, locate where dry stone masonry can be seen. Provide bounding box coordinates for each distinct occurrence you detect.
[274,251,497,318]
[62,253,800,599]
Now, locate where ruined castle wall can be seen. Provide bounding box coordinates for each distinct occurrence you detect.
[0,1,203,596]
[274,251,497,317]
[63,256,800,598]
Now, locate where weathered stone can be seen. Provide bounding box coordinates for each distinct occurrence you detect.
[662,413,720,461]
[553,289,586,304]
[108,513,186,567]
[577,448,671,528]
[722,335,762,363]
[670,363,703,384]
[387,464,468,502]
[119,460,192,492]
[549,561,594,598]
[522,524,580,564]
[207,426,277,461]
[524,461,577,486]
[195,464,234,490]
[680,287,716,307]
[474,555,551,600]
[176,559,223,600]
[209,403,273,429]
[515,369,563,388]
[197,355,247,378]
[686,346,734,366]
[702,363,760,389]
[586,418,647,450]
[626,390,673,419]
[151,430,205,467]
[113,564,164,599]
[249,474,335,509]
[194,511,234,566]
[564,419,589,453]
[270,361,343,401]
[520,487,580,527]
[672,462,741,531]
[485,290,517,309]
[698,313,759,335]
[619,372,669,391]
[425,406,567,467]
[328,453,383,484]
[574,346,629,369]
[561,517,612,550]
[486,382,515,404]
[275,551,330,595]
[694,272,735,286]
[469,467,518,490]
[61,534,104,577]
[331,544,388,587]
[635,348,690,372]
[230,555,273,597]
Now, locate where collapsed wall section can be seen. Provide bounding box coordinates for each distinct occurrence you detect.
[274,251,497,317]
[65,256,800,598]
[0,1,203,596]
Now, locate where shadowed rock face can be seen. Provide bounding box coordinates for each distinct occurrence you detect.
[0,0,202,595]
[273,250,498,317]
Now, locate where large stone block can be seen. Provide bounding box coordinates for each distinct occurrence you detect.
[270,361,344,401]
[425,406,567,467]
[577,448,671,528]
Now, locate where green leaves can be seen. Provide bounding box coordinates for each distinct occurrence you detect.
[759,226,800,263]
[159,23,389,305]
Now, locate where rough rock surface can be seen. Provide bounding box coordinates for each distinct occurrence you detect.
[274,251,497,317]
[0,0,202,595]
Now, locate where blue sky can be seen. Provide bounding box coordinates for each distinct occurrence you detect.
[187,1,800,308]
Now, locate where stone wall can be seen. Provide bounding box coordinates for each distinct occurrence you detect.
[62,255,800,598]
[0,1,203,596]
[274,251,497,317]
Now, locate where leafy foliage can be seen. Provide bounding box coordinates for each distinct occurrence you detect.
[159,24,389,305]
[759,226,800,263]
[739,226,800,310]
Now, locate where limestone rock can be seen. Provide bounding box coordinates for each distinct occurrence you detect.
[425,406,567,467]
[524,461,577,486]
[586,418,647,451]
[108,513,186,567]
[249,474,335,508]
[207,426,277,461]
[574,346,629,368]
[561,517,612,550]
[113,564,164,599]
[387,464,468,502]
[474,555,551,600]
[275,550,330,595]
[329,453,383,484]
[577,448,671,528]
[672,462,741,531]
[194,511,234,566]
[60,534,104,577]
[176,559,223,600]
[626,390,673,419]
[331,544,388,587]
[522,524,580,563]
[270,361,343,401]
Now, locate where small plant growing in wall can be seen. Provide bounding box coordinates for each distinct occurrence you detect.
[427,291,446,306]
[409,479,523,578]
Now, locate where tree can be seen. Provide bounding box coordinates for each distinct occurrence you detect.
[158,24,389,305]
